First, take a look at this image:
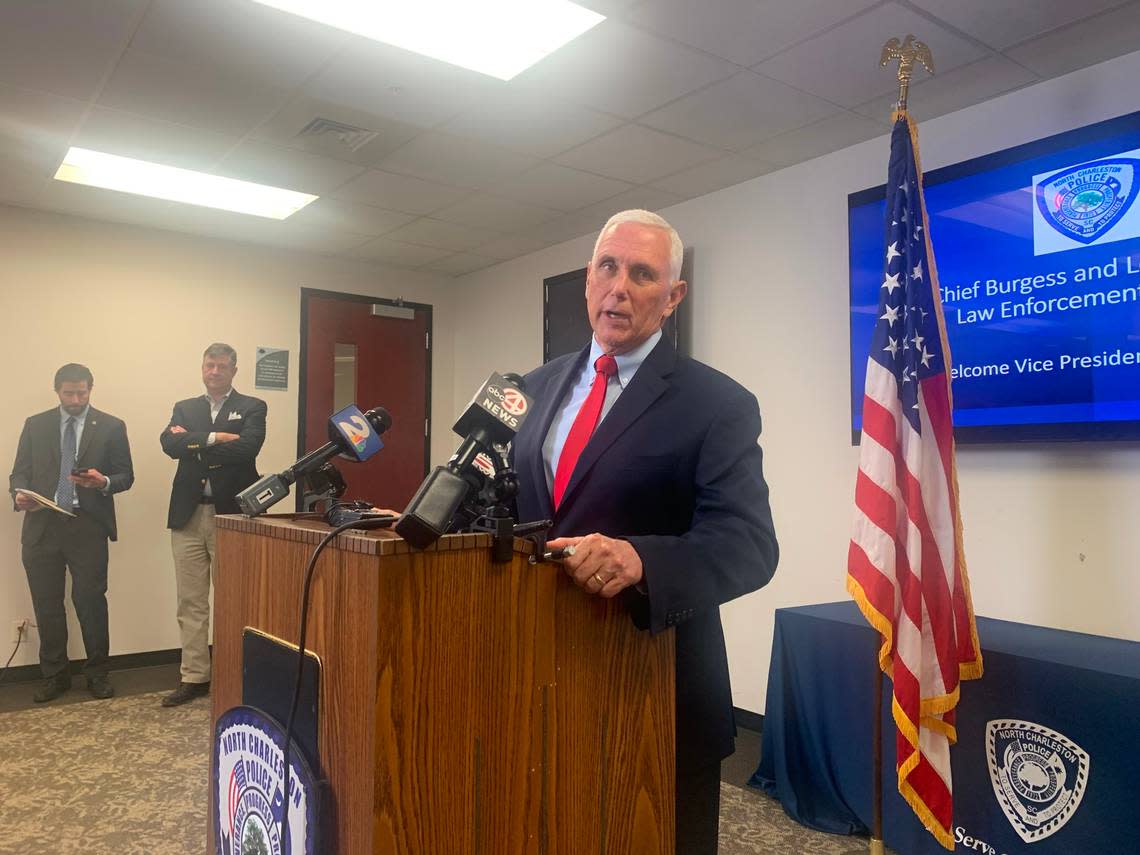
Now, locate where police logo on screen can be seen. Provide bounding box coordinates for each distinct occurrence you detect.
[214,706,318,855]
[1034,157,1139,248]
[986,719,1089,843]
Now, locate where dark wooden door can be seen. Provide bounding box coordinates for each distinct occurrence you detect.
[301,290,430,509]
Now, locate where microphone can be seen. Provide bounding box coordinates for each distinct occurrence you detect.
[236,404,392,516]
[396,373,530,548]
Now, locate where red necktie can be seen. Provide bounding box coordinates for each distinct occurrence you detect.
[553,354,618,509]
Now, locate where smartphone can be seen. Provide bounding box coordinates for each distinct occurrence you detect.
[71,468,89,476]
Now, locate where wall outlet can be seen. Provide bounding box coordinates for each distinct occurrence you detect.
[10,619,31,644]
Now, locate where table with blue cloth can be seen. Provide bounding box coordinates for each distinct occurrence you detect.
[750,601,1140,854]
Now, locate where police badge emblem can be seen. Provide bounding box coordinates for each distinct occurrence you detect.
[214,706,319,855]
[986,719,1089,843]
[1034,157,1139,245]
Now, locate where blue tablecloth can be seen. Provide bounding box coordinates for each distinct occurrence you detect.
[750,601,1140,854]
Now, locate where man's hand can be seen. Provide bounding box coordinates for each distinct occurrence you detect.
[546,533,643,598]
[168,425,187,434]
[214,432,240,443]
[14,492,41,512]
[71,468,109,490]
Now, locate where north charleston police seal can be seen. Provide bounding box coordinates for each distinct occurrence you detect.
[1035,157,1139,245]
[986,719,1089,843]
[214,706,318,855]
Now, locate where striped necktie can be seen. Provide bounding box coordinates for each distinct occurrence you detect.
[57,416,77,508]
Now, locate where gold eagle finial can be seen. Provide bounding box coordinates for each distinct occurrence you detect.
[880,35,934,113]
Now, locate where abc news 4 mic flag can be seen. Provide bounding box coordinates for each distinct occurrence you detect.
[846,113,984,850]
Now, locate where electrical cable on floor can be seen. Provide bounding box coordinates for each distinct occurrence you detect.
[0,622,28,685]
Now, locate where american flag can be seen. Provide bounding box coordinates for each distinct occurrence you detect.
[847,113,983,850]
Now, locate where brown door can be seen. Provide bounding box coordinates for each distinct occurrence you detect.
[301,290,431,509]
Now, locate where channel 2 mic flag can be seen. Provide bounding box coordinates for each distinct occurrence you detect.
[846,112,984,850]
[330,404,383,460]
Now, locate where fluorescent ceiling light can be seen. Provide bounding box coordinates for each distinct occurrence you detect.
[53,147,318,220]
[252,0,605,81]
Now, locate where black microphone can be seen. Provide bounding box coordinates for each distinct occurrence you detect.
[236,405,392,516]
[396,373,531,548]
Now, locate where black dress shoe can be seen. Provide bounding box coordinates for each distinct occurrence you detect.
[162,681,210,707]
[33,677,71,703]
[87,675,114,699]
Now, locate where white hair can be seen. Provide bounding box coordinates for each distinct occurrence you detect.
[593,209,684,282]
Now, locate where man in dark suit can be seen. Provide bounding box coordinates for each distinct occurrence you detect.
[159,343,266,707]
[512,210,778,854]
[9,363,134,702]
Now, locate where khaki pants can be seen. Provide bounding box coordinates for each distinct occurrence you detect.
[171,503,216,683]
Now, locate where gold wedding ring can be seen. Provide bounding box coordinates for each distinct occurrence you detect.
[593,572,606,586]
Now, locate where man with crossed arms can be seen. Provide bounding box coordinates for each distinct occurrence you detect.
[160,343,266,707]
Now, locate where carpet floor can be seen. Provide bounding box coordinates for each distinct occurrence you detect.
[0,690,876,854]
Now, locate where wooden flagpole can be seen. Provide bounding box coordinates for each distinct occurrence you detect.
[870,35,935,855]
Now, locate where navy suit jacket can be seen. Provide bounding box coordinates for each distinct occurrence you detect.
[160,390,266,529]
[9,407,134,544]
[513,337,778,763]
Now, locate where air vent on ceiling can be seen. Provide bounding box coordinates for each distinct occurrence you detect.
[296,117,379,152]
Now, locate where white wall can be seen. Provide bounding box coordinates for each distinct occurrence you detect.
[452,51,1140,715]
[0,206,457,669]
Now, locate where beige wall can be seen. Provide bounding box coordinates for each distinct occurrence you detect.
[451,51,1140,715]
[0,206,456,668]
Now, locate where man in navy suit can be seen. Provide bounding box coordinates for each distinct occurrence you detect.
[9,363,134,702]
[512,210,778,853]
[159,343,266,707]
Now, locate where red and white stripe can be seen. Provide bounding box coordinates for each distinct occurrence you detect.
[848,356,982,848]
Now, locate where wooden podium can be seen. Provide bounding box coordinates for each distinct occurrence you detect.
[211,514,675,855]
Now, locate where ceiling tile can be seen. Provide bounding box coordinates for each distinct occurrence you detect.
[252,95,423,168]
[441,90,622,158]
[130,0,349,88]
[475,232,560,260]
[651,154,778,197]
[420,252,498,276]
[575,186,684,223]
[98,48,291,138]
[494,164,632,212]
[304,39,506,128]
[523,210,610,246]
[0,0,145,100]
[216,141,366,195]
[555,124,723,184]
[853,56,1038,124]
[909,0,1129,51]
[754,2,988,108]
[640,70,840,150]
[432,194,562,231]
[631,0,879,66]
[384,217,505,252]
[332,169,471,215]
[513,20,737,118]
[193,216,372,255]
[0,83,86,176]
[74,107,239,171]
[576,0,641,14]
[348,236,455,267]
[377,132,537,189]
[286,198,415,236]
[1004,4,1140,78]
[742,111,887,167]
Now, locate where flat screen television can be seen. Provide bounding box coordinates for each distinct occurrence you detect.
[849,111,1140,443]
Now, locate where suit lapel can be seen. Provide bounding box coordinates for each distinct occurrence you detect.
[527,349,588,516]
[76,407,99,463]
[46,411,62,472]
[214,392,236,428]
[558,338,676,511]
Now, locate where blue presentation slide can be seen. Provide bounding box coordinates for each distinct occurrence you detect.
[850,114,1140,438]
